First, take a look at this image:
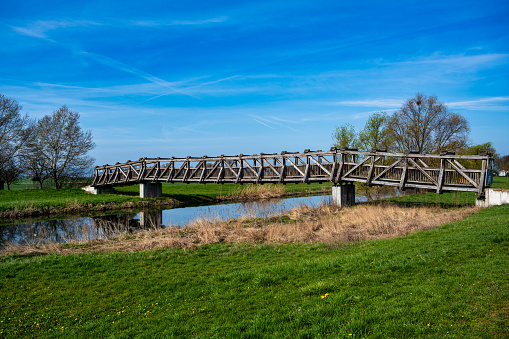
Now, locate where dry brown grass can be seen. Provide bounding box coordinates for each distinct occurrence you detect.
[230,184,286,200]
[1,202,480,256]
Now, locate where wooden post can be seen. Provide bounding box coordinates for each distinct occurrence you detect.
[436,158,445,194]
[399,157,408,191]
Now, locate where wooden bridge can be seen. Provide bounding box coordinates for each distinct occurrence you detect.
[91,147,494,204]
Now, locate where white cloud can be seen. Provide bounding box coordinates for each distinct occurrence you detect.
[335,99,403,108]
[133,16,228,26]
[447,96,509,110]
[12,20,101,39]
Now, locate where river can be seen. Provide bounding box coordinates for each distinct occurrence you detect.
[0,194,335,247]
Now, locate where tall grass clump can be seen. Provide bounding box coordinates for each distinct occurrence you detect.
[1,202,479,255]
[231,183,286,200]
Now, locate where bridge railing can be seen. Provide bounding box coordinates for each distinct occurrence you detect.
[92,148,494,195]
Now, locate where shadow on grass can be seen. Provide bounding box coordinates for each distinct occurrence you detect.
[374,190,477,209]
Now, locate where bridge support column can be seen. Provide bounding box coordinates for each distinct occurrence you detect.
[476,188,509,207]
[332,184,355,207]
[83,185,115,195]
[140,182,162,198]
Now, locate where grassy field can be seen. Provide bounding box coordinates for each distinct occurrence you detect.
[384,177,509,208]
[0,178,507,338]
[0,182,332,220]
[0,182,331,210]
[113,182,332,204]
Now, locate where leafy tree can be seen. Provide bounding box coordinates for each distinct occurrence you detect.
[357,112,393,152]
[331,123,357,149]
[0,94,33,188]
[27,106,95,189]
[457,142,499,169]
[354,112,396,200]
[387,93,469,153]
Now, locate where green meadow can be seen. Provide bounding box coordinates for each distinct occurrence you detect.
[0,182,332,216]
[0,178,507,338]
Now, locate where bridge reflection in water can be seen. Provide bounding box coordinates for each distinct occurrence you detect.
[0,211,164,248]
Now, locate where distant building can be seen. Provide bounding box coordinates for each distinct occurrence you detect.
[500,170,508,177]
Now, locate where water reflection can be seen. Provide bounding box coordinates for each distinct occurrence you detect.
[1,195,332,247]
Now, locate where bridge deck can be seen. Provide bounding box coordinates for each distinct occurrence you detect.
[92,148,494,195]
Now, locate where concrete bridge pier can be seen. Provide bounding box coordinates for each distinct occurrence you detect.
[476,188,509,207]
[140,182,162,198]
[83,185,116,195]
[332,183,355,207]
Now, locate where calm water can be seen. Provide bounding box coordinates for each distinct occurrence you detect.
[0,195,334,247]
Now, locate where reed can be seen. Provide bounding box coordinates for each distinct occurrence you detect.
[230,183,286,200]
[1,202,478,255]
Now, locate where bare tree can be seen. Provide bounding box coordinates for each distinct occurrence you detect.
[20,146,49,189]
[0,94,33,188]
[496,155,509,173]
[0,158,23,190]
[28,106,95,189]
[387,93,469,153]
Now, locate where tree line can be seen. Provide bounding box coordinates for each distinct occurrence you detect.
[332,93,505,169]
[331,93,507,200]
[0,94,95,190]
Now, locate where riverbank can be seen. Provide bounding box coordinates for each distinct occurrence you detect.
[1,200,507,337]
[0,182,331,221]
[2,202,479,255]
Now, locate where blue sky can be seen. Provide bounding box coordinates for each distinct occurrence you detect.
[1,0,508,165]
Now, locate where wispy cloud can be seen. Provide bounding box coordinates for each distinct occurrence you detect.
[395,53,509,69]
[335,99,403,108]
[12,20,101,39]
[133,16,228,26]
[253,118,274,129]
[79,52,200,98]
[447,96,509,110]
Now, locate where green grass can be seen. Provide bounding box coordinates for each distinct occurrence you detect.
[113,182,332,204]
[0,182,332,214]
[0,188,143,213]
[0,179,508,338]
[383,176,509,208]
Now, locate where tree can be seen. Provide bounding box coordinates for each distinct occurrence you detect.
[20,146,49,189]
[387,93,469,153]
[0,158,23,190]
[353,112,396,200]
[457,142,499,169]
[357,112,393,152]
[496,155,509,173]
[331,123,357,149]
[27,106,95,189]
[0,94,33,189]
